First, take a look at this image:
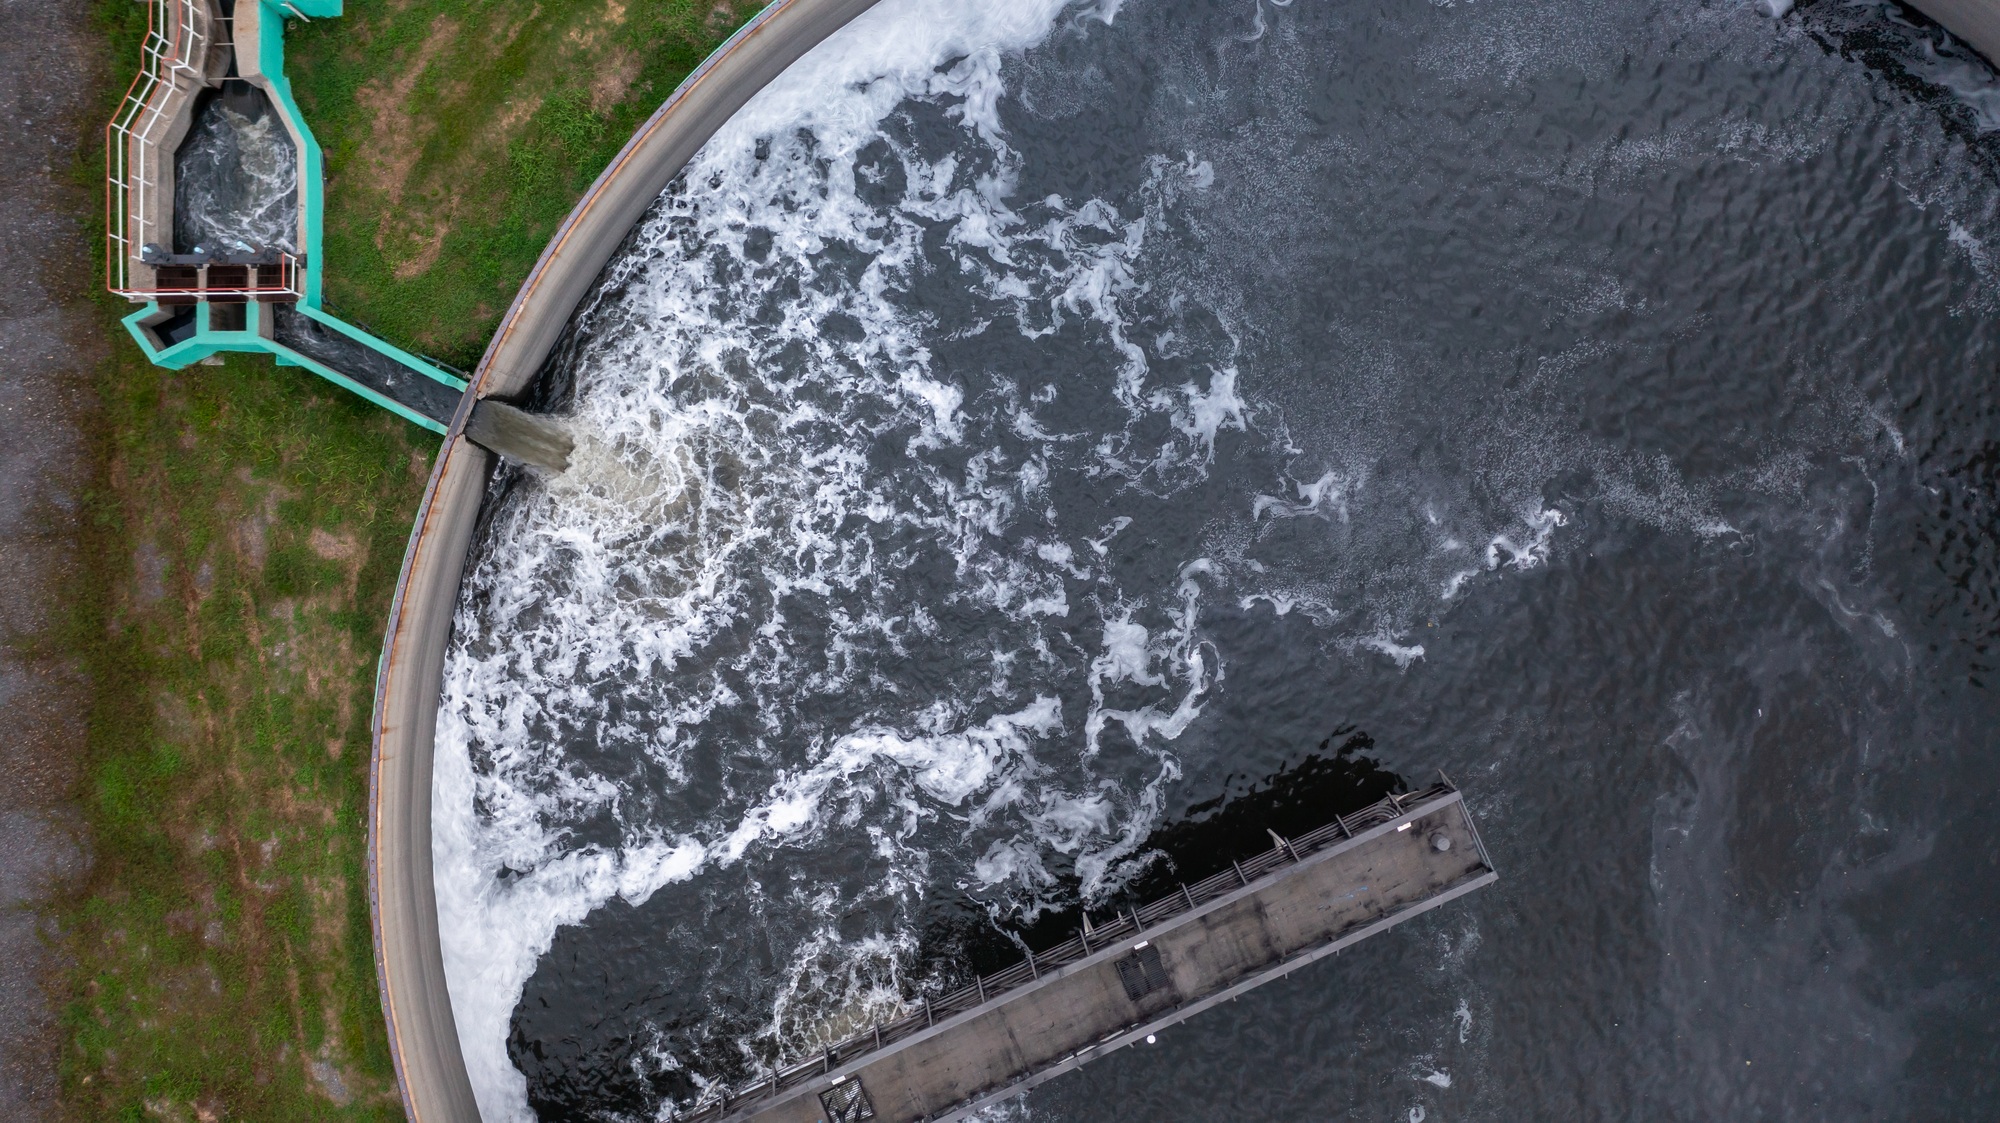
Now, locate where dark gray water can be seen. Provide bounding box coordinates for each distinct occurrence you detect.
[436,1,2000,1119]
[172,81,297,257]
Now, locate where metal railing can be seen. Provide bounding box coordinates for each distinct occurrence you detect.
[106,0,205,296]
[674,781,1462,1121]
[105,0,307,302]
[141,256,308,304]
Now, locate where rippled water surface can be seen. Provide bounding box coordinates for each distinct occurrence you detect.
[435,1,2000,1119]
[172,82,298,256]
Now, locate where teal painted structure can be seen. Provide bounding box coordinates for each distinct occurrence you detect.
[121,0,466,434]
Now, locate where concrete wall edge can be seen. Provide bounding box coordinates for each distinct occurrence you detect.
[367,1,888,1119]
[1905,0,2000,68]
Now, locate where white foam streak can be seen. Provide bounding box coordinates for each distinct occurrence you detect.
[434,2,1186,1116]
[1361,633,1427,669]
[434,699,710,1121]
[707,0,1108,163]
[1484,507,1566,571]
[725,697,1068,861]
[1255,468,1357,522]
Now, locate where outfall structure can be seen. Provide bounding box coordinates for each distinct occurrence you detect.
[106,0,571,470]
[369,1,889,1119]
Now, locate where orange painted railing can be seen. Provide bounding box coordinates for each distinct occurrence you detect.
[105,0,306,301]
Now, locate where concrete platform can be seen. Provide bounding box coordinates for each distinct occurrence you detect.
[683,783,1496,1123]
[1908,0,2000,69]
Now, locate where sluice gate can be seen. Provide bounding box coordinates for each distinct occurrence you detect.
[684,782,1496,1123]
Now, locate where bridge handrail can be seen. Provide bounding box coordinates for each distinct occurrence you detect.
[675,781,1463,1120]
[105,0,309,301]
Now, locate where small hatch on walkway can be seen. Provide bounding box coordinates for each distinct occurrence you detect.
[1116,944,1171,1001]
[818,1075,876,1122]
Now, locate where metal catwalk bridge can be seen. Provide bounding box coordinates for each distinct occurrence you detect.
[681,781,1496,1123]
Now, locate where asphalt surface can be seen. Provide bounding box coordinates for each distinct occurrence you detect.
[0,0,105,1116]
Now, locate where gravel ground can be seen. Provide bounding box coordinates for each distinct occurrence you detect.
[0,0,106,1114]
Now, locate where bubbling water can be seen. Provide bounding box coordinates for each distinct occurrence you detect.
[172,83,298,256]
[432,0,1997,1119]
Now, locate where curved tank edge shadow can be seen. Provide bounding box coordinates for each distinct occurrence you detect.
[924,726,1407,985]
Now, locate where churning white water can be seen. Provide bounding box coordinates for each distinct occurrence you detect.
[437,4,1145,1116]
[172,87,299,256]
[425,0,1858,1118]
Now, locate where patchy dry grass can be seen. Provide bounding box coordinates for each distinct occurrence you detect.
[59,1,768,1117]
[58,342,430,1121]
[290,0,766,366]
[58,4,435,1115]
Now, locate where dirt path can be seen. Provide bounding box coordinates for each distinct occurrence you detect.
[0,0,107,1115]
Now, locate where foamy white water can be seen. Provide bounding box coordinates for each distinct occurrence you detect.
[174,95,298,254]
[435,2,1142,1118]
[427,0,1795,1117]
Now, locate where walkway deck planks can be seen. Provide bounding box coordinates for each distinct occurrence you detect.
[690,784,1496,1123]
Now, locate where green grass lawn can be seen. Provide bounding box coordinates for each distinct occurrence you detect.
[60,1,761,1117]
[289,0,764,367]
[60,346,429,1122]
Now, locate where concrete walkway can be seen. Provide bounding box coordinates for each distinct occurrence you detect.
[0,0,104,1115]
[369,2,886,1119]
[1908,0,2000,67]
[702,788,1495,1123]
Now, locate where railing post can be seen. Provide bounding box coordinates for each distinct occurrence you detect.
[1232,859,1249,887]
[1180,883,1196,911]
[924,997,934,1027]
[1027,949,1038,979]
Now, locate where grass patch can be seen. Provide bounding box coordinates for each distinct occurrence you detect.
[58,341,430,1120]
[60,0,769,1116]
[289,0,767,367]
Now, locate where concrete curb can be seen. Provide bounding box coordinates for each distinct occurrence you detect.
[366,2,887,1120]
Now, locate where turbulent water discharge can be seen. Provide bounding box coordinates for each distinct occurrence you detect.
[435,1,2000,1119]
[172,82,298,257]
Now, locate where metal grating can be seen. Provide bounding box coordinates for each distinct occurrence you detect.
[818,1077,876,1123]
[1114,944,1171,1001]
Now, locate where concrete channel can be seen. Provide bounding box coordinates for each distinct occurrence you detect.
[368,1,888,1119]
[104,0,574,472]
